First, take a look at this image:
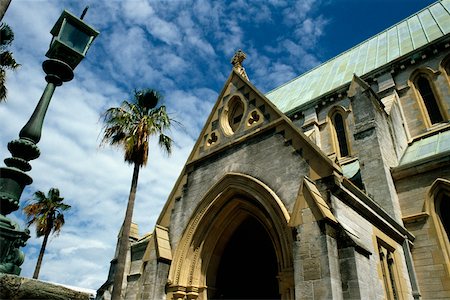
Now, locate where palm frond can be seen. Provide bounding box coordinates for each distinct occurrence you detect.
[0,23,14,47]
[0,23,18,103]
[57,203,71,211]
[0,51,19,69]
[48,188,62,202]
[33,191,47,202]
[159,134,172,155]
[53,214,65,234]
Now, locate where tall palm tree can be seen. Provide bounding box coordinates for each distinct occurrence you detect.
[101,89,174,300]
[23,188,71,279]
[0,22,19,102]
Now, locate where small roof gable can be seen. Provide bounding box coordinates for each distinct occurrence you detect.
[289,176,338,227]
[266,0,450,113]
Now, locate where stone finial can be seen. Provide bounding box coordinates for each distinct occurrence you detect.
[231,49,246,67]
[231,49,249,80]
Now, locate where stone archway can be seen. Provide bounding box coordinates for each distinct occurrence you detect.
[208,215,279,299]
[167,173,294,300]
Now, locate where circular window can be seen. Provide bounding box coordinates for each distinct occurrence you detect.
[221,96,245,136]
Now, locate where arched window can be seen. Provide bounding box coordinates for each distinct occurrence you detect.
[426,179,450,274]
[331,111,350,157]
[436,193,450,240]
[441,55,450,78]
[415,75,444,125]
[221,95,245,136]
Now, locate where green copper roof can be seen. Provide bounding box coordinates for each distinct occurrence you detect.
[266,0,450,113]
[400,130,450,165]
[342,160,360,179]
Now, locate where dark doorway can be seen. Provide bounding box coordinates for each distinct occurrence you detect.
[212,217,280,299]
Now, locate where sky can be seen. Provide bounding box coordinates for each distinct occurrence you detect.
[1,0,438,292]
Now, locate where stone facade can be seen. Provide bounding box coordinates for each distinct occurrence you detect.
[98,3,450,299]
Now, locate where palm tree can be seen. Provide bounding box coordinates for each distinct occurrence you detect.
[101,89,174,300]
[23,188,71,279]
[0,22,19,102]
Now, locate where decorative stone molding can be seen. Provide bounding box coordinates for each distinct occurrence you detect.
[402,212,429,225]
[231,49,249,80]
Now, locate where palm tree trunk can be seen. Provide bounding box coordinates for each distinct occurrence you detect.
[111,163,140,300]
[33,230,50,279]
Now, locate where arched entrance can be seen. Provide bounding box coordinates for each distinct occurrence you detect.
[211,216,279,299]
[167,173,294,300]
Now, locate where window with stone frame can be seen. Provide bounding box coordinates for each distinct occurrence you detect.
[427,179,450,276]
[330,110,350,158]
[221,95,245,136]
[378,242,399,300]
[414,74,445,125]
[436,192,450,241]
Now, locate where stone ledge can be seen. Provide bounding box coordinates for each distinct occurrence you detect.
[0,274,92,300]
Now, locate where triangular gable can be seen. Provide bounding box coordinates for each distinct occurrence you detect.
[142,225,172,263]
[289,176,338,227]
[187,70,341,171]
[186,69,279,163]
[157,69,342,227]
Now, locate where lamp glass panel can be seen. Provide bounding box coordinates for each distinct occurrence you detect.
[59,21,91,54]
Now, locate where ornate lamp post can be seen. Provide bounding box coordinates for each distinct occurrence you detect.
[0,9,99,275]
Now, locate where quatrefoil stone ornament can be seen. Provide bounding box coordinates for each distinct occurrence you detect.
[207,132,218,146]
[248,111,260,125]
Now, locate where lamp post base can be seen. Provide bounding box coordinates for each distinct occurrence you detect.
[0,138,37,275]
[0,215,30,275]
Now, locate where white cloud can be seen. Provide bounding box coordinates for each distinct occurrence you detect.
[295,16,329,48]
[121,0,155,23]
[282,0,317,24]
[146,18,182,46]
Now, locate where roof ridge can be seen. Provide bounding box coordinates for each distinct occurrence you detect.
[266,0,444,97]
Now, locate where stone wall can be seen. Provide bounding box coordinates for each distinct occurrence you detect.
[395,166,450,299]
[0,274,93,300]
[169,130,309,250]
[332,194,413,300]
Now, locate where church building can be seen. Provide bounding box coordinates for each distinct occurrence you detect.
[98,1,450,299]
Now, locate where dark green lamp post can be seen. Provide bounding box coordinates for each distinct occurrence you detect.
[0,8,98,275]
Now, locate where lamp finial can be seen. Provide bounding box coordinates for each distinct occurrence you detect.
[80,6,89,20]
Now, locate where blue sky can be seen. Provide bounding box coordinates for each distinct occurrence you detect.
[1,0,437,291]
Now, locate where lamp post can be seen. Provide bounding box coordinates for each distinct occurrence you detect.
[0,8,99,275]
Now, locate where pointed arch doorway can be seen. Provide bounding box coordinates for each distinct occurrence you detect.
[209,216,279,299]
[167,173,294,300]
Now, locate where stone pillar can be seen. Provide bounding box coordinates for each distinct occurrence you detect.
[301,107,321,148]
[348,75,403,221]
[278,268,295,300]
[293,208,342,299]
[140,258,171,299]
